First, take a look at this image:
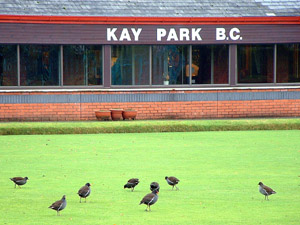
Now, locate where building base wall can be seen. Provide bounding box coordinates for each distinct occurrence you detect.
[0,88,299,121]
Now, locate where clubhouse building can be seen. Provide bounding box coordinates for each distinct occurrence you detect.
[0,0,300,121]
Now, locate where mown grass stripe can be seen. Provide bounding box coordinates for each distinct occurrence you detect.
[0,118,299,135]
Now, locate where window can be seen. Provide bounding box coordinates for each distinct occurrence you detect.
[63,45,102,85]
[237,45,274,83]
[277,44,300,83]
[111,45,149,85]
[20,45,60,86]
[3,43,300,88]
[152,45,188,85]
[191,45,228,84]
[0,45,18,86]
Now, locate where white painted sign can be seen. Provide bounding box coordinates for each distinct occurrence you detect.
[216,27,242,41]
[156,28,202,41]
[107,28,142,41]
[106,27,243,42]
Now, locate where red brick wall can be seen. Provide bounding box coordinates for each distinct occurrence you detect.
[0,89,299,121]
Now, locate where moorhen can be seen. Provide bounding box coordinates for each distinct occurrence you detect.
[258,182,276,200]
[78,183,91,203]
[150,182,160,192]
[165,176,180,190]
[10,177,28,188]
[124,178,139,191]
[139,189,159,211]
[48,195,67,216]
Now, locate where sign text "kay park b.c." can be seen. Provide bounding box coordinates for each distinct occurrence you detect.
[107,27,242,42]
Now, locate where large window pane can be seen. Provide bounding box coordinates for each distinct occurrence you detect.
[20,45,60,86]
[237,45,274,83]
[277,44,300,83]
[111,45,149,85]
[152,45,188,85]
[0,45,18,86]
[63,45,102,85]
[191,45,228,84]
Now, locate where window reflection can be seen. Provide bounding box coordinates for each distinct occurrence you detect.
[238,45,274,83]
[0,45,17,86]
[277,44,300,83]
[111,45,149,85]
[152,45,188,85]
[191,45,228,84]
[4,43,300,87]
[20,45,60,86]
[63,45,102,85]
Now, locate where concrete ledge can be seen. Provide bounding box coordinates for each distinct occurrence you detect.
[0,85,300,93]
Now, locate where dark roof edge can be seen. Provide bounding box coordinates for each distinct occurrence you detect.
[0,15,300,25]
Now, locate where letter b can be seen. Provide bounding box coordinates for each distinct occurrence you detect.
[216,28,226,41]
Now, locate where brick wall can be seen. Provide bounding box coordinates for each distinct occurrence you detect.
[0,88,299,121]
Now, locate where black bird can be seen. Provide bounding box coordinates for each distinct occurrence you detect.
[139,189,159,211]
[124,178,139,191]
[165,176,180,190]
[258,182,276,200]
[78,183,91,203]
[150,182,160,192]
[10,177,28,188]
[48,195,67,216]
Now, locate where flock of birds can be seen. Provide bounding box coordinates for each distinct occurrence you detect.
[10,176,277,215]
[9,176,180,215]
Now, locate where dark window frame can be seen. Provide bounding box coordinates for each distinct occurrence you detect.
[237,44,275,84]
[0,44,18,86]
[1,43,300,89]
[276,43,300,84]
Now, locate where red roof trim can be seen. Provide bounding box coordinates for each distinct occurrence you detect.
[0,15,299,25]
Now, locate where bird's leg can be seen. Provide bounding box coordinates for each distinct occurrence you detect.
[149,205,151,211]
[14,184,16,188]
[175,185,179,191]
[131,187,134,192]
[85,198,87,203]
[80,197,82,203]
[172,186,174,190]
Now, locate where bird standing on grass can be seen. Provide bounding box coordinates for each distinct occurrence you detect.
[48,195,67,216]
[150,182,160,192]
[165,176,180,190]
[124,178,139,191]
[258,182,276,200]
[139,189,159,211]
[78,183,91,203]
[10,177,28,188]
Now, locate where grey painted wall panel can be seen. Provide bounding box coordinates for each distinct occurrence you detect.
[0,91,299,104]
[0,24,300,44]
[0,94,80,104]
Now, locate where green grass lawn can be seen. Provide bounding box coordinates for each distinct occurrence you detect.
[1,118,300,135]
[0,130,299,224]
